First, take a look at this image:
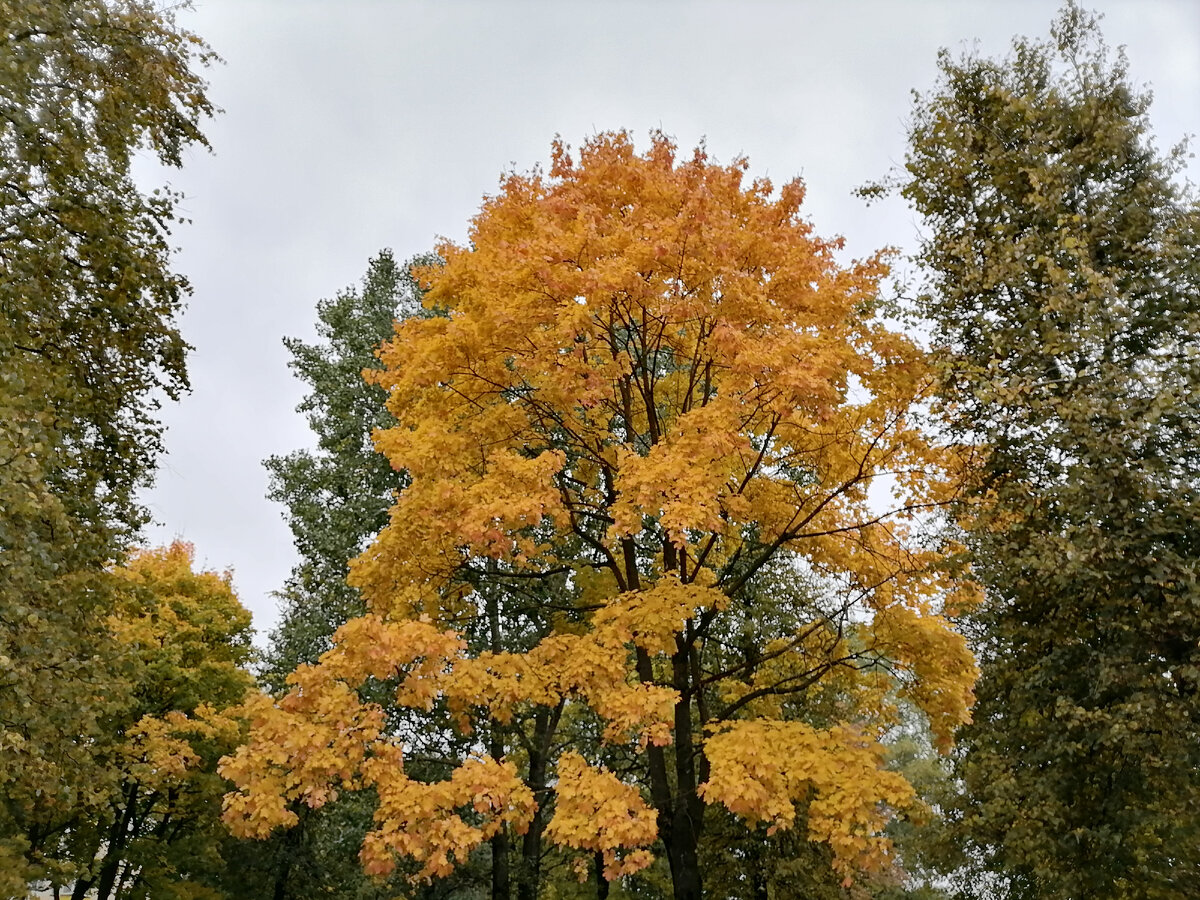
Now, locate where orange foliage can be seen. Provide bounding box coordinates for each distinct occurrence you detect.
[222,132,977,887]
[362,749,535,880]
[699,720,915,876]
[544,753,658,880]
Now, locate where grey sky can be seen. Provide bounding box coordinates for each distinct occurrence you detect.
[139,0,1200,644]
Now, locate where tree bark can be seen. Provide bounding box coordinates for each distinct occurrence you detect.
[90,782,141,900]
[595,851,610,899]
[490,826,511,900]
[667,644,704,900]
[517,705,558,900]
[490,719,510,899]
[271,807,307,900]
[752,833,769,900]
[645,541,705,900]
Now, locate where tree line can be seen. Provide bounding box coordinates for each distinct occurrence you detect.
[2,2,1196,899]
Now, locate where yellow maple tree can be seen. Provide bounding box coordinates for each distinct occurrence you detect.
[53,542,256,900]
[222,132,977,898]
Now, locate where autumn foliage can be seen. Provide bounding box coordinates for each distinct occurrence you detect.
[222,132,977,895]
[56,542,255,900]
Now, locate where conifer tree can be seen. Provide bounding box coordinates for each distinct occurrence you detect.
[262,249,431,691]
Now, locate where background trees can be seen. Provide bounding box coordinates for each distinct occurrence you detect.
[223,132,978,900]
[261,249,433,691]
[898,4,1200,897]
[0,0,215,889]
[253,250,493,900]
[1,541,257,900]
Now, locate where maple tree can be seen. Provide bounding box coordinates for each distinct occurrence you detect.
[223,132,978,899]
[59,542,255,900]
[4,542,257,900]
[895,5,1200,897]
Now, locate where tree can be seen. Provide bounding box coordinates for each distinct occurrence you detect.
[897,5,1200,896]
[261,249,434,691]
[223,132,978,900]
[256,252,496,900]
[0,0,214,887]
[260,253,587,900]
[57,543,255,900]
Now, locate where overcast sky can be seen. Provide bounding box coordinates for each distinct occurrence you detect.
[139,0,1200,644]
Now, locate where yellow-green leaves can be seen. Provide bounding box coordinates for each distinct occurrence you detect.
[900,4,1200,894]
[1,3,215,885]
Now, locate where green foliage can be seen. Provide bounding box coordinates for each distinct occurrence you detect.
[261,249,434,690]
[4,543,257,900]
[0,0,214,889]
[1,0,214,526]
[877,719,960,900]
[900,4,1200,897]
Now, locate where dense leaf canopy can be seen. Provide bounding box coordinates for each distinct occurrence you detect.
[224,132,978,900]
[0,0,214,889]
[899,4,1200,897]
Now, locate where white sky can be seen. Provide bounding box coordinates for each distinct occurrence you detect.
[140,0,1200,644]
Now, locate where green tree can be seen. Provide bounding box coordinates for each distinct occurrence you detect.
[261,249,433,690]
[898,5,1200,896]
[255,250,493,900]
[0,0,214,889]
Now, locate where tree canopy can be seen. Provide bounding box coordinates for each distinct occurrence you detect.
[223,132,978,900]
[0,0,215,889]
[10,3,1200,898]
[898,4,1200,896]
[62,542,255,900]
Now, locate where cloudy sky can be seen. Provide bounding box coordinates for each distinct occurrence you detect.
[140,0,1200,643]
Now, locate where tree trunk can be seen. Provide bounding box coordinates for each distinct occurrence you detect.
[271,808,307,900]
[668,644,704,900]
[595,852,609,899]
[751,833,769,900]
[490,718,510,900]
[93,851,124,900]
[630,536,706,899]
[91,782,141,900]
[491,826,511,900]
[635,642,704,900]
[516,705,557,900]
[485,583,511,900]
[112,860,134,900]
